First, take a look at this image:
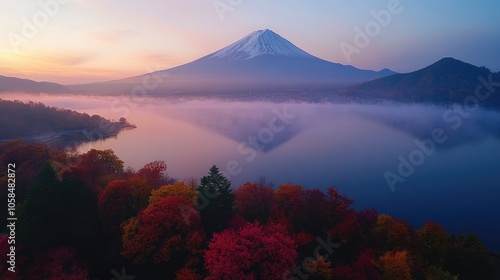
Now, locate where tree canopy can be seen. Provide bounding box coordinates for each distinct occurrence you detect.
[1,142,498,280]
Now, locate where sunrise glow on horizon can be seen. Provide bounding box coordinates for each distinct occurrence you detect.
[1,0,500,84]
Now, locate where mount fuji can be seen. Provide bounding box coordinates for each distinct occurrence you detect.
[70,29,396,94]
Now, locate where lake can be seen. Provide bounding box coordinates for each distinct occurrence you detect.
[3,93,500,252]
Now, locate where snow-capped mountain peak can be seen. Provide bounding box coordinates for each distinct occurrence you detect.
[208,29,314,60]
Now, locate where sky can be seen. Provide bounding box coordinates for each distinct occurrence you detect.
[1,0,499,84]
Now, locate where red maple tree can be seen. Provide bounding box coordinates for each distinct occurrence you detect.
[121,196,205,267]
[204,222,297,280]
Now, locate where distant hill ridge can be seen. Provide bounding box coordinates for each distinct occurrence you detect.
[339,57,500,106]
[0,75,68,93]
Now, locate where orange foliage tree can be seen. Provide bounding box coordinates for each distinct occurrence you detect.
[372,214,411,250]
[121,196,205,268]
[377,250,412,280]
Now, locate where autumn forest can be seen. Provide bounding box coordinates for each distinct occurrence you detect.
[0,141,499,280]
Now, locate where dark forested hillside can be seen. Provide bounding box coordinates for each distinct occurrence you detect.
[0,99,132,141]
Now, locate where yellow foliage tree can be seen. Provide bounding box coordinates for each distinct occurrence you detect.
[149,181,197,204]
[305,255,333,280]
[373,214,411,249]
[378,250,412,280]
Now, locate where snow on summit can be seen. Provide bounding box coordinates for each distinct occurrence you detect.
[209,29,314,60]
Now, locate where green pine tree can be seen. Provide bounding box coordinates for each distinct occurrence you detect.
[18,162,62,249]
[197,165,235,234]
[18,162,100,253]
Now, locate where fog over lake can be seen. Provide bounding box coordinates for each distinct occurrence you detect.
[3,93,500,251]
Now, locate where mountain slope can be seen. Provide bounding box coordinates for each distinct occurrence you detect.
[0,75,68,93]
[339,57,500,106]
[69,29,396,95]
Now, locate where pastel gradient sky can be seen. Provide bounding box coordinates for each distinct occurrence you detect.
[1,0,499,84]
